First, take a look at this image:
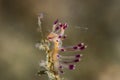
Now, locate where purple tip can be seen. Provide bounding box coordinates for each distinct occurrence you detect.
[60,71,64,74]
[63,26,67,29]
[69,65,75,70]
[61,48,65,52]
[59,66,63,69]
[59,23,63,27]
[73,46,78,50]
[75,54,80,58]
[74,59,80,62]
[78,43,84,47]
[54,19,58,24]
[58,35,62,38]
[79,46,85,50]
[55,26,59,31]
[57,54,60,58]
[63,35,67,39]
[63,23,68,29]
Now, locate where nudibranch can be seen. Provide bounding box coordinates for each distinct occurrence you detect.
[36,17,87,80]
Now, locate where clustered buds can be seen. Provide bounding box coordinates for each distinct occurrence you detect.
[37,18,87,80]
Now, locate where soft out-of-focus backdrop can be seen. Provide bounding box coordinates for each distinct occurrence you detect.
[0,0,120,80]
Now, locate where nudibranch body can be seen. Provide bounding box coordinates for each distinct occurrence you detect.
[36,18,87,80]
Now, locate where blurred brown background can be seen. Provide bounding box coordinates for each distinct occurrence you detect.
[0,0,120,80]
